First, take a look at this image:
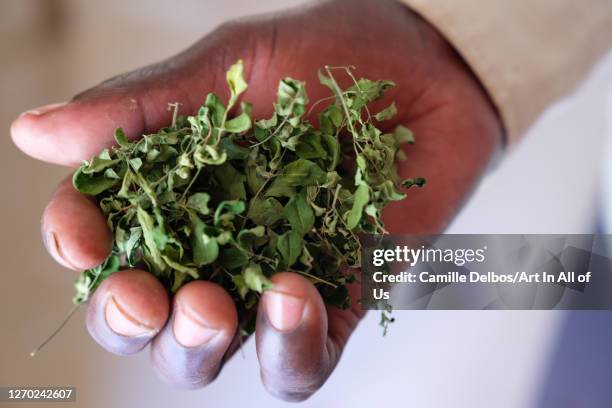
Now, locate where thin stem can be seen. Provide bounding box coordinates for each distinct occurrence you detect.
[295,270,337,288]
[341,66,373,121]
[168,102,182,129]
[306,91,360,117]
[324,66,357,137]
[30,303,81,357]
[250,109,294,149]
[179,167,202,203]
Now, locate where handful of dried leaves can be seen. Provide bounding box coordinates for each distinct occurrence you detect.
[71,61,424,330]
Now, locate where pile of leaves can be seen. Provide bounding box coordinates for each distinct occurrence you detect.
[72,61,424,329]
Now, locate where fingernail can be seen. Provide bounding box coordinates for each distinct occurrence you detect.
[20,101,67,117]
[173,301,220,348]
[43,230,78,270]
[105,296,155,337]
[264,291,305,332]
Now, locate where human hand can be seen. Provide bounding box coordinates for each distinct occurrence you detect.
[11,0,501,401]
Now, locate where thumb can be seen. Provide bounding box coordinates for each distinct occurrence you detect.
[10,24,271,167]
[255,272,365,401]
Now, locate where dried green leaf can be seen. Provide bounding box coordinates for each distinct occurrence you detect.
[243,263,273,293]
[224,112,251,133]
[277,230,303,266]
[283,194,314,235]
[114,128,130,147]
[73,169,120,195]
[188,210,219,266]
[219,246,249,271]
[187,193,211,215]
[374,102,397,121]
[226,59,248,107]
[346,184,370,229]
[214,200,246,226]
[275,159,326,187]
[393,125,415,144]
[249,197,283,226]
[70,60,426,335]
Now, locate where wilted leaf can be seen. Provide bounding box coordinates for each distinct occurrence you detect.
[188,210,219,266]
[277,230,303,266]
[374,102,397,121]
[224,112,251,133]
[70,60,425,338]
[226,59,248,107]
[283,194,314,235]
[249,197,283,226]
[187,192,211,215]
[346,184,369,229]
[243,263,273,293]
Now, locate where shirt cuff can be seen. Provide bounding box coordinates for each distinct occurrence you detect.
[400,0,612,144]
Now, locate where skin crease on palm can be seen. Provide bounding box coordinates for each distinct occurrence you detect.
[10,0,502,402]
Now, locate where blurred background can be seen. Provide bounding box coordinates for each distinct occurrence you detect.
[1,1,611,407]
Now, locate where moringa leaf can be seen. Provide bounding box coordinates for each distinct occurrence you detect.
[224,112,252,133]
[243,263,273,293]
[393,125,415,144]
[188,210,219,266]
[346,183,370,229]
[114,128,130,147]
[274,159,326,187]
[187,192,211,215]
[277,230,303,266]
[218,246,249,271]
[226,59,248,108]
[375,102,397,121]
[213,163,246,200]
[136,206,167,275]
[249,197,284,226]
[73,169,120,195]
[283,193,314,235]
[214,200,246,226]
[69,60,425,337]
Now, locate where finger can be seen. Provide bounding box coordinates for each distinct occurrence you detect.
[255,272,364,402]
[150,281,237,389]
[9,23,271,167]
[86,269,169,355]
[41,176,112,270]
[10,74,194,167]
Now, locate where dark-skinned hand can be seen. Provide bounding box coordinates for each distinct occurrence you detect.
[11,0,501,401]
